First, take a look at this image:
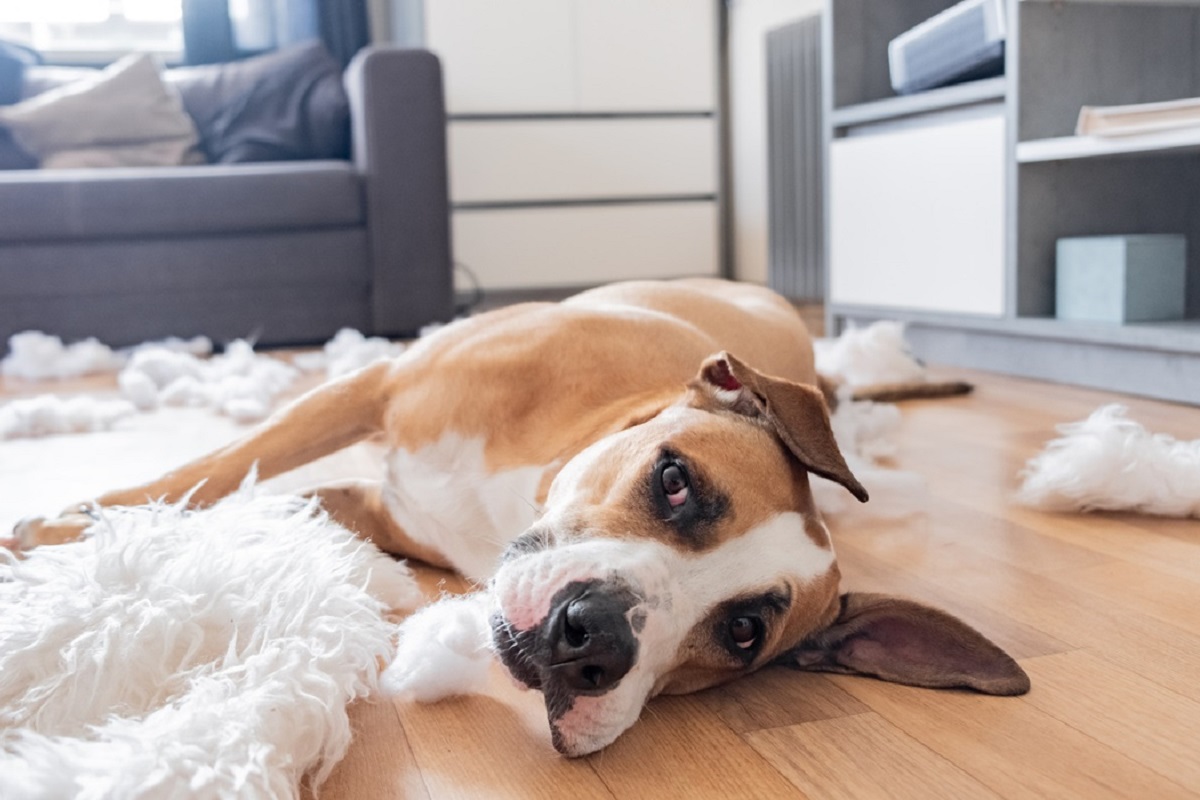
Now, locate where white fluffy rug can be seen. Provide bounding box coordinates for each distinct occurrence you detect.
[0,485,422,799]
[1017,404,1200,518]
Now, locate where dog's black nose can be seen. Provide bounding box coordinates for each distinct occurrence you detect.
[546,583,638,694]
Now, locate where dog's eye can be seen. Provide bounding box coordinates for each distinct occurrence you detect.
[728,616,762,650]
[661,463,689,508]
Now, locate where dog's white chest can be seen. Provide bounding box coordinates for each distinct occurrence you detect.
[381,434,546,582]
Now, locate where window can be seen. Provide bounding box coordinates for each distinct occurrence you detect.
[0,1,183,63]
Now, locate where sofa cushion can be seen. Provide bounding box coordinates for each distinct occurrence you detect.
[0,127,35,170]
[0,54,203,169]
[0,160,364,242]
[169,42,351,163]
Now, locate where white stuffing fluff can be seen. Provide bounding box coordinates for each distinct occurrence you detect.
[815,321,926,387]
[294,328,405,380]
[1,332,212,381]
[1017,404,1200,518]
[829,394,902,463]
[0,395,137,439]
[381,592,496,702]
[1,332,124,380]
[813,395,928,518]
[118,339,298,422]
[130,335,214,358]
[0,485,423,799]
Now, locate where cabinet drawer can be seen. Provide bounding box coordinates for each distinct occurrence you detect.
[425,0,716,114]
[425,0,575,113]
[453,202,718,290]
[449,119,717,203]
[829,112,1006,316]
[575,0,716,111]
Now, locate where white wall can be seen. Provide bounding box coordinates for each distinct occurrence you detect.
[728,0,821,284]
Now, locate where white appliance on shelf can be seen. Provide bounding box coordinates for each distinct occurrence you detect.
[888,0,1006,96]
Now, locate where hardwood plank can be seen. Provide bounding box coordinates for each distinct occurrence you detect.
[310,699,431,800]
[1001,508,1200,585]
[830,676,1196,799]
[394,680,616,800]
[1021,650,1200,790]
[747,712,1002,800]
[588,694,805,799]
[696,669,867,735]
[925,500,1114,575]
[1050,560,1200,636]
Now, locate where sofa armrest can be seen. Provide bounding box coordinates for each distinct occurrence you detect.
[345,47,454,335]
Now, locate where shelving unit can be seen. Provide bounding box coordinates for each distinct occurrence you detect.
[823,0,1200,403]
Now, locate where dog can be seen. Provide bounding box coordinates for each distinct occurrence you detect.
[7,278,1029,757]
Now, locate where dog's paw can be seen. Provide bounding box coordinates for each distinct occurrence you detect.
[8,512,93,552]
[381,592,495,702]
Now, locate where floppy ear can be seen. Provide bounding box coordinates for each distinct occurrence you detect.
[693,351,868,503]
[783,593,1030,695]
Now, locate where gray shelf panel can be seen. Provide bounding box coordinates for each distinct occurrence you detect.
[830,76,1008,129]
[830,305,1200,404]
[829,303,1200,354]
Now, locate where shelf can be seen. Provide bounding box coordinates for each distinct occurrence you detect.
[829,304,1200,354]
[830,77,1007,130]
[1017,126,1200,163]
[1006,316,1200,351]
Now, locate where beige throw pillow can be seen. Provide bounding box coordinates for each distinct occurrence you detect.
[0,53,203,169]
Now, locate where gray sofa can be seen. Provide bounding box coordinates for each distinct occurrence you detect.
[0,47,453,350]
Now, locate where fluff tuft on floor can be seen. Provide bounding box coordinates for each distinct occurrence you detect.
[1017,404,1200,518]
[119,339,298,422]
[294,328,406,380]
[1,328,408,431]
[0,395,137,439]
[815,321,925,387]
[0,483,423,799]
[1,331,211,381]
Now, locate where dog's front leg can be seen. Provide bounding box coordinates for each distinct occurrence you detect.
[302,479,453,566]
[6,361,397,553]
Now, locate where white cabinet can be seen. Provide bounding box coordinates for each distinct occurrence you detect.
[422,0,722,291]
[829,111,1006,317]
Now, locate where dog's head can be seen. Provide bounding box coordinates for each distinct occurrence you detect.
[490,352,1029,756]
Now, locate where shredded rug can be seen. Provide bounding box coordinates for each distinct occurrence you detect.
[0,483,422,799]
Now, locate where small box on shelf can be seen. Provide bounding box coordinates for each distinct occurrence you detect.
[1055,234,1187,324]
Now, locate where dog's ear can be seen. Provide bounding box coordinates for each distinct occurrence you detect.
[782,592,1031,695]
[692,352,868,503]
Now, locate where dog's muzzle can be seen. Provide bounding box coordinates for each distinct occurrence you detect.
[492,578,639,702]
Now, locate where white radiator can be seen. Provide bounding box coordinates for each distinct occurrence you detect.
[766,14,824,301]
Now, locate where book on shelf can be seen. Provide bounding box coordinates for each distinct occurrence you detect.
[1076,96,1200,137]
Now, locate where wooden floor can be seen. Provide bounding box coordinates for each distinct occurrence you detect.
[2,363,1199,799]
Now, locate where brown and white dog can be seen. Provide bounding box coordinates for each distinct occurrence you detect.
[8,279,1029,756]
